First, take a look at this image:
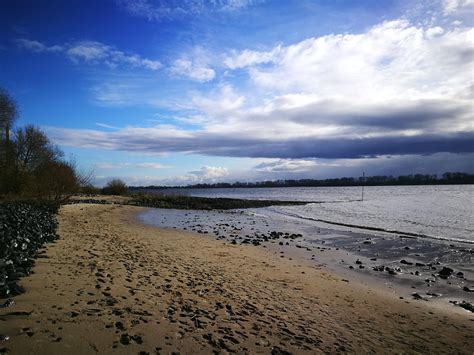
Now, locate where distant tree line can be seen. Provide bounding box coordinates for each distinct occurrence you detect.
[130,172,474,190]
[0,88,92,202]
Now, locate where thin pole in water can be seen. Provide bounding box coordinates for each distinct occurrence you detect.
[361,172,365,202]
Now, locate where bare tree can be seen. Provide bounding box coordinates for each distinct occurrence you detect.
[14,125,63,171]
[0,88,19,164]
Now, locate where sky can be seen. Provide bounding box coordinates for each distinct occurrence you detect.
[0,0,473,186]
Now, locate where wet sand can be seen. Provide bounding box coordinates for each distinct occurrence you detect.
[138,207,474,311]
[1,203,473,354]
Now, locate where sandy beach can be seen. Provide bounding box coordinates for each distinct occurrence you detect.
[1,203,473,354]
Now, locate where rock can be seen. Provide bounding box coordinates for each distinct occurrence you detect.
[463,286,474,292]
[456,271,464,278]
[355,259,362,265]
[271,346,291,355]
[131,335,143,344]
[0,299,14,308]
[411,292,425,300]
[415,262,425,267]
[120,334,130,345]
[400,259,413,265]
[438,267,454,279]
[0,201,59,298]
[387,268,397,275]
[458,301,474,313]
[7,282,25,296]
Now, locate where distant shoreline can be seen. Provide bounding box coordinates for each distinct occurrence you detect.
[129,173,474,190]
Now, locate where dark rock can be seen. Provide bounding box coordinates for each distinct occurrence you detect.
[400,259,413,265]
[120,334,130,345]
[457,301,474,313]
[411,293,425,300]
[463,286,474,292]
[438,267,454,279]
[271,346,291,355]
[386,268,397,275]
[0,299,14,308]
[0,201,59,298]
[131,335,143,344]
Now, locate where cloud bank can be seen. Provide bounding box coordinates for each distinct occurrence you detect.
[30,10,472,182]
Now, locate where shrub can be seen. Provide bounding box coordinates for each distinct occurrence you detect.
[102,179,128,195]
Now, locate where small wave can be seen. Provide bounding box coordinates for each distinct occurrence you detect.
[271,209,474,245]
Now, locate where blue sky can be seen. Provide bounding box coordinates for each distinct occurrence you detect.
[1,0,473,186]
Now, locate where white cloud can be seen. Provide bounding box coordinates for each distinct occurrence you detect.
[224,45,281,69]
[443,0,474,14]
[95,122,120,129]
[191,84,244,114]
[220,0,261,11]
[254,159,320,173]
[16,38,162,71]
[115,0,262,20]
[15,38,63,53]
[170,58,215,82]
[233,20,473,103]
[67,41,110,61]
[186,166,229,182]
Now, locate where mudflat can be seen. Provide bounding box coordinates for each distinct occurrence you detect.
[1,203,472,354]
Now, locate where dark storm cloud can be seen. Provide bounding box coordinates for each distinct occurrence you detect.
[49,127,474,159]
[266,99,471,130]
[193,132,474,159]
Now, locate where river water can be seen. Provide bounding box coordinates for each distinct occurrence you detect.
[168,185,473,243]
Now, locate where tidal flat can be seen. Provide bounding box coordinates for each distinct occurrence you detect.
[1,202,472,354]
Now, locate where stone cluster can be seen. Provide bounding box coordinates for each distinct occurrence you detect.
[0,201,59,298]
